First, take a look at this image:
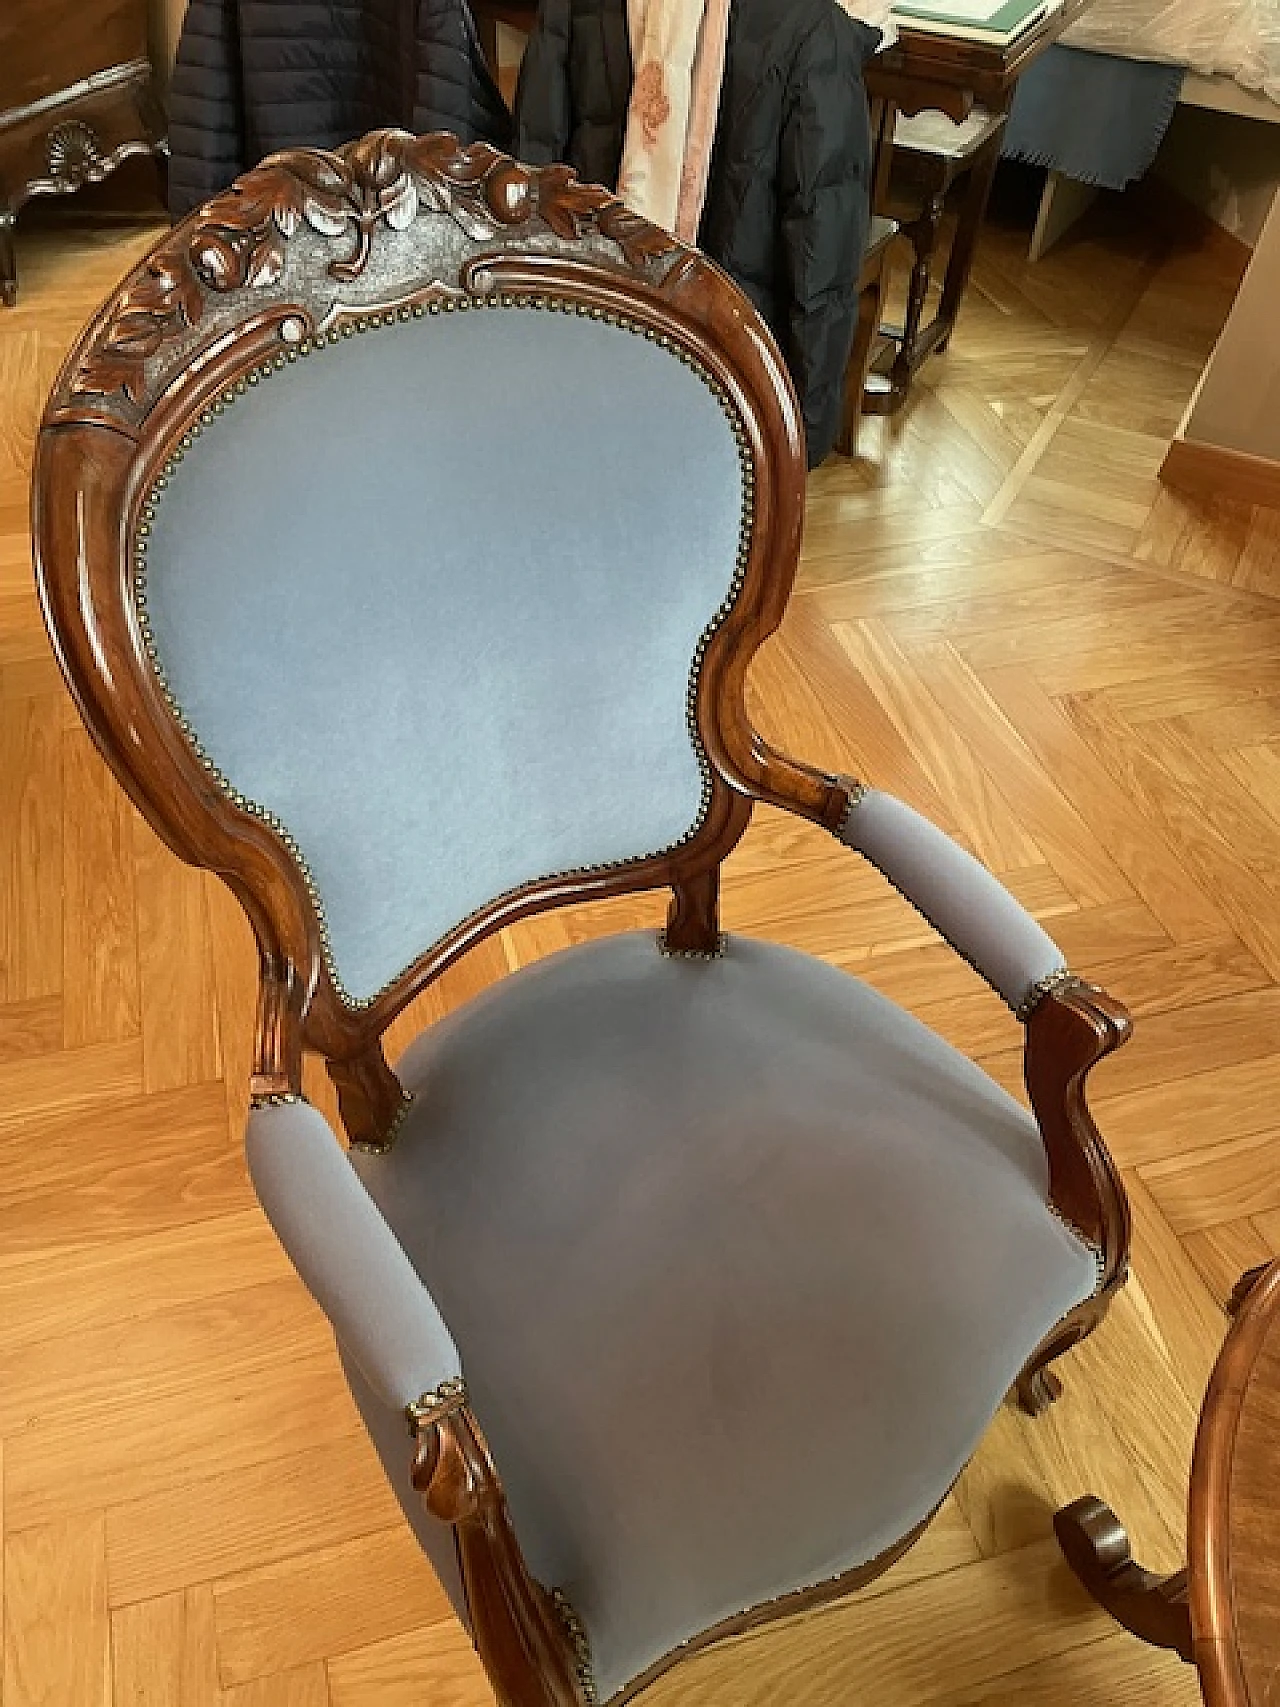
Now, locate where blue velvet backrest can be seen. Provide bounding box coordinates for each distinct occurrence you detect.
[139,295,749,1005]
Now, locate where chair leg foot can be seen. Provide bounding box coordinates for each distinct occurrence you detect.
[1054,1496,1193,1660]
[1012,1267,1127,1419]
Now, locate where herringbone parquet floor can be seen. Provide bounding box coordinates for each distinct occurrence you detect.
[2,192,1279,1707]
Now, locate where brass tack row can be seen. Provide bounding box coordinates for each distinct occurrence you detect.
[132,292,756,1014]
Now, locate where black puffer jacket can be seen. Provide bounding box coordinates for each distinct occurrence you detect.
[167,0,511,218]
[514,0,878,465]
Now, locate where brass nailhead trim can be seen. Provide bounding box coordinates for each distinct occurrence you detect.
[349,1093,415,1156]
[551,1589,598,1704]
[655,930,727,961]
[405,1374,467,1433]
[249,1090,307,1109]
[1015,966,1080,1023]
[133,297,755,1013]
[834,778,869,840]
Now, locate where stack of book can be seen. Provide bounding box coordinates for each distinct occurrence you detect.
[889,0,1063,46]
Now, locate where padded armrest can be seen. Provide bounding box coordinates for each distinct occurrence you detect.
[246,1098,462,1415]
[836,786,1068,1017]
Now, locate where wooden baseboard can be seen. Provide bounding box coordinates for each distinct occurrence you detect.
[1161,435,1280,509]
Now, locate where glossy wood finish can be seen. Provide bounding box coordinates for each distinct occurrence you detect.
[1054,1496,1194,1659]
[1059,1261,1280,1707]
[1190,1259,1280,1707]
[1015,977,1133,1412]
[2,197,1267,1707]
[32,131,819,1149]
[0,0,165,307]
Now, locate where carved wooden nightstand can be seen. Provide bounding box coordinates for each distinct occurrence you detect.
[0,0,167,306]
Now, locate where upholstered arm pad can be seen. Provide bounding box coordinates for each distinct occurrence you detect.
[245,1098,462,1414]
[836,787,1067,1016]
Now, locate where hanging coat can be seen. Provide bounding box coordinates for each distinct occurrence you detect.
[167,0,511,218]
[514,0,880,466]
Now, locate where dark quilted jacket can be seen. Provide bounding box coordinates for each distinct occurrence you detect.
[167,0,511,218]
[514,0,878,466]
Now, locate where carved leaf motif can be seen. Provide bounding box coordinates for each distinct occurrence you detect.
[245,236,286,288]
[72,254,206,402]
[66,133,688,407]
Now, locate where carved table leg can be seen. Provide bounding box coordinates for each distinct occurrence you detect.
[933,129,1003,353]
[888,190,945,398]
[0,207,17,308]
[1055,1495,1194,1661]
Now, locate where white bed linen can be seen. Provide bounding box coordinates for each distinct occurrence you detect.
[1064,0,1280,104]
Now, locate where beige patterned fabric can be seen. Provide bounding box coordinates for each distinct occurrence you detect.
[675,0,732,242]
[619,0,731,240]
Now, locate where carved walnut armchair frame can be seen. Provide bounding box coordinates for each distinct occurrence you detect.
[34,131,1131,1707]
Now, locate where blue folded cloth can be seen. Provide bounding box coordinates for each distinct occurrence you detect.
[1003,44,1184,191]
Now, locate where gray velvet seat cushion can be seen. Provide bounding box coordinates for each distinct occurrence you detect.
[350,932,1097,1701]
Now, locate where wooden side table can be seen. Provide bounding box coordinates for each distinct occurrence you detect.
[1056,1260,1280,1707]
[865,105,1007,415]
[0,0,167,307]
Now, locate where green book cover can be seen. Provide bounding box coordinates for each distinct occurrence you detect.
[893,0,1047,34]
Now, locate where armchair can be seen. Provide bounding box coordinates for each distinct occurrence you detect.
[34,130,1132,1707]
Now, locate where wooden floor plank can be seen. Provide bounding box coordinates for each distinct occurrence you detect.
[107,1432,407,1607]
[111,1589,221,1707]
[833,617,1044,871]
[976,667,1227,942]
[1062,691,1280,978]
[4,1352,360,1533]
[221,1664,331,1707]
[1091,1053,1280,1169]
[1139,1126,1280,1235]
[0,1079,249,1258]
[326,1619,491,1707]
[0,1274,327,1437]
[644,1540,1118,1707]
[3,1515,110,1707]
[0,695,62,1003]
[212,1528,453,1687]
[901,638,1133,907]
[134,817,222,1093]
[929,1630,1199,1706]
[62,728,140,1049]
[0,995,61,1064]
[0,1211,288,1353]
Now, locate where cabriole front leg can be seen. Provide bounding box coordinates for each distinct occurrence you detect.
[1015,978,1132,1415]
[413,1408,594,1707]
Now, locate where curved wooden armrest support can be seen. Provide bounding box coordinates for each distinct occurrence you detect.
[412,1410,592,1707]
[1015,980,1132,1415]
[741,732,853,830]
[1025,978,1131,1269]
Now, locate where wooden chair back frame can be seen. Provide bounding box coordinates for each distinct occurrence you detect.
[33,131,847,1145]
